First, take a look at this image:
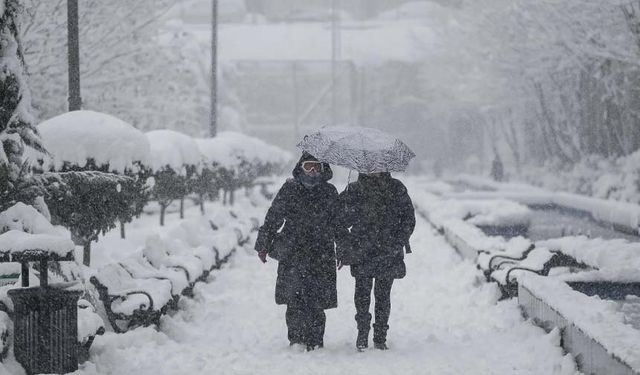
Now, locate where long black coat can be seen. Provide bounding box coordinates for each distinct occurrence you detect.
[254,156,338,309]
[337,173,415,279]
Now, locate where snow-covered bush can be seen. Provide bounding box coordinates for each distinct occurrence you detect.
[37,111,152,265]
[146,130,202,225]
[196,132,290,206]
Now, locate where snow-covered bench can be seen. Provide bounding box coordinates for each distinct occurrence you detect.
[89,264,173,333]
[489,247,591,298]
[117,255,190,305]
[143,235,206,286]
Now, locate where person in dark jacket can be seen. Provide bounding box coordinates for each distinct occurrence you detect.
[254,152,339,351]
[337,172,415,351]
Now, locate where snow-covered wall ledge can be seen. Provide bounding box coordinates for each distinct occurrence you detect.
[444,175,640,236]
[519,273,640,374]
[409,185,533,261]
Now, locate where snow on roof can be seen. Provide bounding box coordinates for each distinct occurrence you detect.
[38,110,151,173]
[196,132,291,169]
[0,230,75,256]
[146,129,203,173]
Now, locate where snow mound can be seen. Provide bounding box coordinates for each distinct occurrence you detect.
[38,110,151,173]
[0,202,64,235]
[146,130,203,174]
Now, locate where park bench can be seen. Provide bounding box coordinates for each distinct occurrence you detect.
[89,263,173,333]
[143,236,206,284]
[489,247,591,298]
[476,243,536,281]
[118,255,190,305]
[209,230,240,269]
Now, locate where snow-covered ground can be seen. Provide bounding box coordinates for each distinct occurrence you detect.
[10,184,578,375]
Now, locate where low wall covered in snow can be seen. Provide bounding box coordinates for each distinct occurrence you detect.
[519,274,640,375]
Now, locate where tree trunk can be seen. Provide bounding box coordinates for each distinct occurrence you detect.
[180,197,185,219]
[160,204,166,226]
[230,189,235,206]
[120,221,126,239]
[83,242,91,267]
[200,194,205,215]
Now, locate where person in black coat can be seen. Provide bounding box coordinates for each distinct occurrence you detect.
[254,152,339,351]
[337,172,415,351]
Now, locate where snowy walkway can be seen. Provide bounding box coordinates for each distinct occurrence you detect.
[70,208,577,375]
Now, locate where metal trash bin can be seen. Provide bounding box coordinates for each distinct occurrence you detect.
[8,286,83,375]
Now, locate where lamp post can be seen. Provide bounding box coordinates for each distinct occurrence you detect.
[210,0,218,137]
[331,0,341,127]
[67,0,81,111]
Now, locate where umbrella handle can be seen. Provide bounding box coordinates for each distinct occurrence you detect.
[343,170,353,210]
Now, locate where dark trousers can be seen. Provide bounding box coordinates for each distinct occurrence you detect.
[354,277,394,343]
[285,305,326,346]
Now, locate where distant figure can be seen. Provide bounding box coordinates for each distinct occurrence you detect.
[433,157,443,178]
[254,152,338,351]
[337,172,416,351]
[490,154,504,182]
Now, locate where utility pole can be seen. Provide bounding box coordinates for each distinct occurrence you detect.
[210,0,218,137]
[331,0,341,127]
[67,0,81,111]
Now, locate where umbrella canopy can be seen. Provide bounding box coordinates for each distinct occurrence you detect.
[297,126,415,173]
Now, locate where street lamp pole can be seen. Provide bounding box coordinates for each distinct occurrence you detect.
[67,0,81,111]
[331,0,340,127]
[210,0,218,137]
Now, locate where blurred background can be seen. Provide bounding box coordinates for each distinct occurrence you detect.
[19,0,640,200]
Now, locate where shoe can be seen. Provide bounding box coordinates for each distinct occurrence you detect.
[356,330,369,351]
[289,342,306,352]
[374,342,388,350]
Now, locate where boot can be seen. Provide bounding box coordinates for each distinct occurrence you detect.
[373,323,389,350]
[356,329,369,351]
[306,343,323,352]
[374,342,389,350]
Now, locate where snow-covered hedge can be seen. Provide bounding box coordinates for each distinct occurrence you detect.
[38,110,151,173]
[36,111,155,264]
[146,130,201,175]
[146,130,202,225]
[196,132,290,205]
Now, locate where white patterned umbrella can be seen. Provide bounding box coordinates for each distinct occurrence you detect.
[297,126,415,173]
